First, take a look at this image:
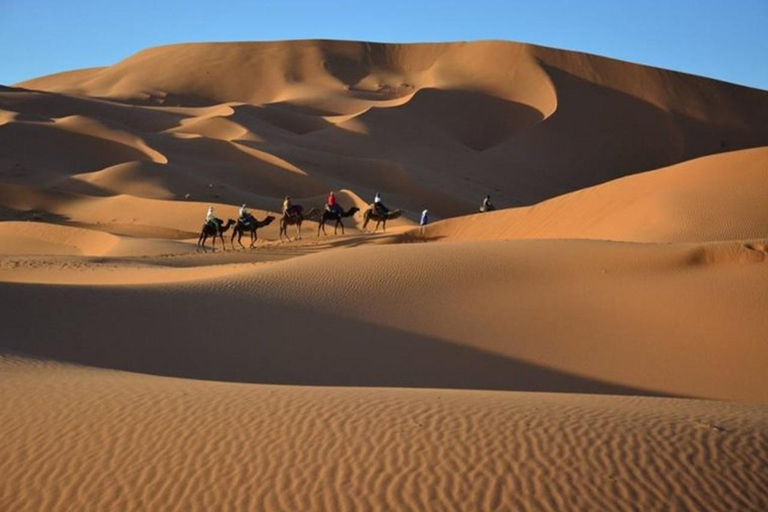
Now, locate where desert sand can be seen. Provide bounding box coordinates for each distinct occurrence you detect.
[1,40,767,511]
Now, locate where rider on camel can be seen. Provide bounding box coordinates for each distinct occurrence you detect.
[239,203,253,225]
[326,191,341,216]
[282,196,293,217]
[373,192,389,217]
[205,206,220,234]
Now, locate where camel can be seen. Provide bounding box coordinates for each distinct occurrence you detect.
[362,208,402,233]
[279,206,318,242]
[197,218,235,252]
[231,215,276,249]
[317,206,359,236]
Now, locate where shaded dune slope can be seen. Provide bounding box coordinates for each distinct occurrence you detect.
[2,239,766,402]
[7,40,767,221]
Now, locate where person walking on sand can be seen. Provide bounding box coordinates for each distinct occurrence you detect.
[480,195,495,213]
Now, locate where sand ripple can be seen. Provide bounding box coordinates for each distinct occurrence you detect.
[1,361,766,511]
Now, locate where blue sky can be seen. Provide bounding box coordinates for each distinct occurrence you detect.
[1,0,766,90]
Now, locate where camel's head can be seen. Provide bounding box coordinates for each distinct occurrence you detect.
[265,215,276,224]
[349,206,360,216]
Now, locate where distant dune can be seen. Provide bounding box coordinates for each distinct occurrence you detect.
[2,40,767,511]
[417,147,768,243]
[7,40,768,219]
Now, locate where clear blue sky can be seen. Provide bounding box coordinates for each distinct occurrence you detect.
[2,0,767,90]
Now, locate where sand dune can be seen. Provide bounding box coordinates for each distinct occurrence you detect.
[10,40,768,219]
[2,40,768,510]
[418,147,768,243]
[2,358,766,512]
[2,238,766,402]
[0,221,201,259]
[0,221,121,256]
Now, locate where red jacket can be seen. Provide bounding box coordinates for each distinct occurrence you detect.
[327,194,336,206]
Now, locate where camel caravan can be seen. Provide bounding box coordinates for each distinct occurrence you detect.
[196,191,401,251]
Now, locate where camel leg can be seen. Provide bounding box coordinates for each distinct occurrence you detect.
[382,219,386,233]
[250,230,256,249]
[219,233,226,251]
[197,232,204,252]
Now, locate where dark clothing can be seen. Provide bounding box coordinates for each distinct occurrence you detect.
[284,205,302,217]
[207,218,222,233]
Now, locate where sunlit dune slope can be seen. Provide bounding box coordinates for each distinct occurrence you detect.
[1,359,766,512]
[418,147,768,243]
